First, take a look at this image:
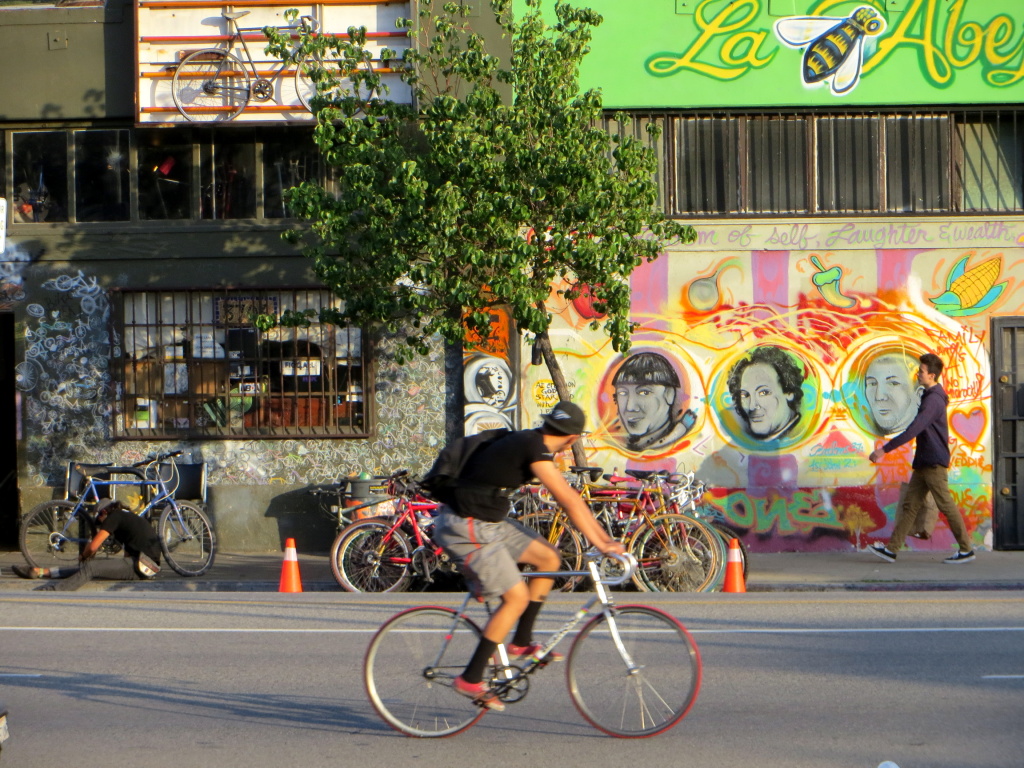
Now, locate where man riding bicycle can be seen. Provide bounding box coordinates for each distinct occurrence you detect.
[433,400,625,710]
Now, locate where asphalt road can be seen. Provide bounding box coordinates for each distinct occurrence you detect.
[1,591,1022,768]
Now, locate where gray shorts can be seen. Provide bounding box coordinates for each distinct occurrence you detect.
[433,507,544,600]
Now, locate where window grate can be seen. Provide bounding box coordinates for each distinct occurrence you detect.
[115,288,368,439]
[651,108,1024,218]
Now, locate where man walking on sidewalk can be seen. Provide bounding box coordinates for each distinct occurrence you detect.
[867,353,975,564]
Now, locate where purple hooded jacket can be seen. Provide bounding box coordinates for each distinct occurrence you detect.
[881,384,951,469]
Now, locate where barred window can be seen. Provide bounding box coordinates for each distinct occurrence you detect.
[116,288,368,439]
[657,109,1022,217]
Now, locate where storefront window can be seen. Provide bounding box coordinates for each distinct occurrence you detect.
[117,288,367,438]
[199,130,256,219]
[11,131,68,223]
[263,131,319,219]
[138,129,193,220]
[74,129,130,222]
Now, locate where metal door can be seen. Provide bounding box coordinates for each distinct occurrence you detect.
[992,317,1024,549]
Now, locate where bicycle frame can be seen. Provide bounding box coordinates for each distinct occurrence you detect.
[222,13,317,88]
[51,457,183,551]
[444,553,640,687]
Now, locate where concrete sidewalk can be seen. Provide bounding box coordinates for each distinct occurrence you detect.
[1,547,1022,593]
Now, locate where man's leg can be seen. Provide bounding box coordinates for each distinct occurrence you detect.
[510,538,559,649]
[919,466,972,551]
[51,557,137,591]
[888,470,928,552]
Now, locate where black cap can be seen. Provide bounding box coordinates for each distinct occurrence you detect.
[94,498,118,516]
[542,400,586,435]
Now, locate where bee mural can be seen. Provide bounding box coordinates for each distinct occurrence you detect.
[774,6,886,96]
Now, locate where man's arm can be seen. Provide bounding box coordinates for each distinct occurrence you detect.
[80,529,111,562]
[531,461,625,555]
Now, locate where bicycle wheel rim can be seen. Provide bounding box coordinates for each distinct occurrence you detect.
[567,605,702,738]
[20,501,89,568]
[631,515,722,592]
[159,502,216,576]
[364,607,487,738]
[518,512,584,592]
[333,522,412,593]
[172,50,250,122]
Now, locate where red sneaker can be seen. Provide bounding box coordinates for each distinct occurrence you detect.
[452,675,505,711]
[507,642,564,662]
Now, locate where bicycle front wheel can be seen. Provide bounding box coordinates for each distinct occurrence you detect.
[630,514,724,592]
[158,502,216,576]
[365,606,487,738]
[20,501,92,569]
[331,520,413,593]
[172,49,250,122]
[567,605,702,738]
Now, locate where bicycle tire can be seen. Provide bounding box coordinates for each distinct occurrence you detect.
[158,502,216,576]
[330,520,413,593]
[567,605,702,738]
[629,514,723,592]
[711,522,748,579]
[172,49,250,122]
[19,501,93,569]
[294,52,376,115]
[364,606,487,738]
[518,511,584,592]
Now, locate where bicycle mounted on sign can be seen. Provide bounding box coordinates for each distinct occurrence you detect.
[172,10,323,122]
[19,451,217,577]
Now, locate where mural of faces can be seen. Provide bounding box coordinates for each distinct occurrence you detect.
[862,352,922,435]
[726,346,805,442]
[611,351,696,453]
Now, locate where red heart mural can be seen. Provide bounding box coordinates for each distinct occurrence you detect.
[950,408,986,446]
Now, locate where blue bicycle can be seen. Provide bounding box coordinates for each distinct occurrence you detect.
[19,451,216,576]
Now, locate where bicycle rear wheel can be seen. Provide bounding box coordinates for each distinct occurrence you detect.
[158,502,216,576]
[19,501,93,569]
[518,511,584,592]
[567,605,701,738]
[172,49,250,122]
[630,514,723,592]
[365,606,487,737]
[331,520,413,592]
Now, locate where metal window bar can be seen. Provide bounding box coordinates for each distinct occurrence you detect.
[116,288,367,439]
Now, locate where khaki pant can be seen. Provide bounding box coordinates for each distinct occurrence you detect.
[889,465,971,552]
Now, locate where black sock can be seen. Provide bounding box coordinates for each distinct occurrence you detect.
[463,638,499,684]
[512,601,544,647]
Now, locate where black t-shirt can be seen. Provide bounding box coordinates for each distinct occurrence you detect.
[100,508,163,563]
[453,429,553,522]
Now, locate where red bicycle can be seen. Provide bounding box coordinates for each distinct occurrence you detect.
[329,470,452,592]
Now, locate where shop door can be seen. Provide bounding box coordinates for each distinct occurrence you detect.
[992,317,1024,549]
[0,313,17,547]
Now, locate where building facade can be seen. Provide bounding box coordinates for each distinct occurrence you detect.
[2,0,1023,555]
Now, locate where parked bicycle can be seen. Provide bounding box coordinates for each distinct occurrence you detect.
[364,551,702,738]
[330,470,451,593]
[171,10,325,122]
[19,451,217,577]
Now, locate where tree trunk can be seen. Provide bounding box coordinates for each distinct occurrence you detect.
[534,329,588,468]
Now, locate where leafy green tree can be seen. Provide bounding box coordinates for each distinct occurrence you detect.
[265,0,695,456]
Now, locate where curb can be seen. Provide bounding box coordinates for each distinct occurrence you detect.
[748,581,1024,592]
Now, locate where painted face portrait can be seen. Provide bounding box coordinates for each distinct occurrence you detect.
[739,362,795,437]
[726,346,804,443]
[864,354,921,434]
[611,352,695,453]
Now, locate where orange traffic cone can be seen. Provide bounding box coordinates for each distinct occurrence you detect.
[279,537,303,593]
[723,538,746,593]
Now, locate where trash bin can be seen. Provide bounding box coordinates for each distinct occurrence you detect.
[346,473,385,520]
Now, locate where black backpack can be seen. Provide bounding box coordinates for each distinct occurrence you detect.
[420,428,510,507]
